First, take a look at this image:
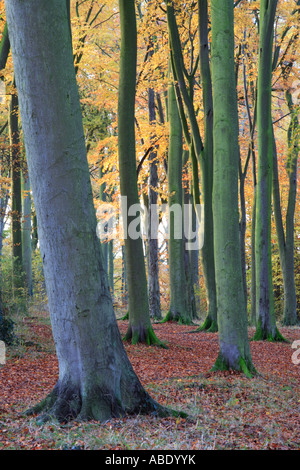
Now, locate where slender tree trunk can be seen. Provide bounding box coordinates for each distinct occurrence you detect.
[188,187,200,313]
[254,0,285,341]
[147,85,161,320]
[22,172,33,296]
[197,0,217,332]
[9,87,23,289]
[121,244,128,306]
[164,75,191,324]
[251,188,257,325]
[0,163,9,323]
[108,239,114,299]
[32,211,38,251]
[5,0,168,423]
[0,21,10,317]
[0,22,10,72]
[118,0,163,345]
[272,91,298,325]
[167,2,217,329]
[210,0,255,376]
[183,174,197,320]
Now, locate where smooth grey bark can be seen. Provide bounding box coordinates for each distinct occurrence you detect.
[5,0,165,423]
[210,0,255,376]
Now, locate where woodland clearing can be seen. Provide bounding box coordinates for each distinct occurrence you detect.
[0,308,299,451]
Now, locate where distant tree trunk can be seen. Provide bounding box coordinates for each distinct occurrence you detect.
[9,87,23,289]
[254,0,285,341]
[0,22,10,71]
[98,166,109,277]
[165,75,191,324]
[6,0,167,423]
[121,244,128,305]
[108,239,114,299]
[118,0,163,345]
[188,187,200,312]
[210,0,255,376]
[0,159,9,322]
[251,187,257,325]
[31,211,38,251]
[197,0,217,332]
[272,91,298,325]
[0,22,10,312]
[249,85,257,326]
[183,172,197,320]
[0,22,10,315]
[22,172,33,296]
[167,2,216,329]
[147,85,161,320]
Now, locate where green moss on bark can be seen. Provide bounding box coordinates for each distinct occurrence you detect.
[161,310,193,325]
[197,316,218,332]
[211,354,256,379]
[252,321,287,342]
[123,323,168,348]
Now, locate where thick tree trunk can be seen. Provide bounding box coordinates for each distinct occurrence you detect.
[210,0,255,376]
[5,0,166,423]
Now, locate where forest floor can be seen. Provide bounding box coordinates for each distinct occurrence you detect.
[0,306,299,451]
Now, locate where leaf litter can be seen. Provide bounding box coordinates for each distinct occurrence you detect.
[0,314,299,450]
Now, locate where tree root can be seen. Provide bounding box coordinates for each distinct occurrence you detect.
[210,354,257,379]
[161,310,194,325]
[123,324,168,348]
[25,381,186,424]
[252,325,288,343]
[192,316,218,333]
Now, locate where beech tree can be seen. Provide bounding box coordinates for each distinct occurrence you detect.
[22,171,32,296]
[165,68,191,324]
[272,1,299,326]
[117,0,163,345]
[197,0,217,331]
[166,2,217,330]
[5,0,165,423]
[253,0,284,341]
[210,0,255,376]
[9,83,23,289]
[0,20,10,320]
